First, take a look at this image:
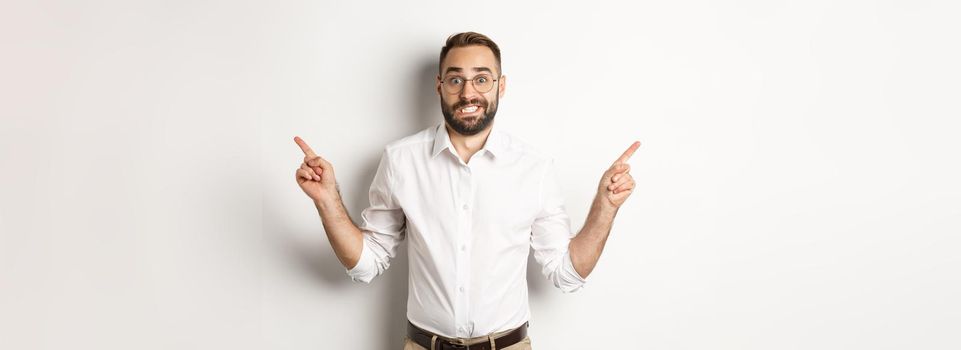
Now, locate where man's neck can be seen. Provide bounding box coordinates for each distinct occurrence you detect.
[445,122,493,164]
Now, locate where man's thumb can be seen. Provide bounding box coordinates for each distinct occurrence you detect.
[608,163,629,174]
[307,156,327,168]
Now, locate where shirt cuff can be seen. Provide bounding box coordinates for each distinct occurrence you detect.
[345,242,376,284]
[558,250,588,293]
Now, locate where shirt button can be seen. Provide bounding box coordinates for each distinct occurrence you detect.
[462,204,469,210]
[459,286,465,293]
[460,245,466,252]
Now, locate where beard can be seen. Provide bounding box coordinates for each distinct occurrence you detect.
[441,94,498,136]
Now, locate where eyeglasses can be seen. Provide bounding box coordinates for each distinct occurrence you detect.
[440,74,499,94]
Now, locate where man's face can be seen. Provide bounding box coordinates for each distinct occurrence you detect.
[437,45,507,136]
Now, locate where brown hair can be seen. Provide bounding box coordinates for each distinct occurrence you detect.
[438,32,502,75]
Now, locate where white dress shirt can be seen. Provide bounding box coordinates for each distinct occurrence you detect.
[345,121,587,338]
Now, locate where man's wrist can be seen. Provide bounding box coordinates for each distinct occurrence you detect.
[592,193,619,217]
[314,193,343,213]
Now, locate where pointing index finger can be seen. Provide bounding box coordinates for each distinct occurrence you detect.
[614,141,641,164]
[294,136,317,157]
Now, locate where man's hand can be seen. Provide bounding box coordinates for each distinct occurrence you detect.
[294,136,340,204]
[596,141,640,209]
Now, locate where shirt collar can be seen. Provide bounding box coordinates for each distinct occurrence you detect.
[431,121,507,159]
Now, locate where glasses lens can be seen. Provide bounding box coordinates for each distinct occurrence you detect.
[474,75,493,92]
[444,76,464,94]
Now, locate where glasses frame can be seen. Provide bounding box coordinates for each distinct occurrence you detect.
[440,74,501,95]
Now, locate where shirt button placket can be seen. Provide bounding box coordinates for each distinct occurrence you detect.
[455,164,473,338]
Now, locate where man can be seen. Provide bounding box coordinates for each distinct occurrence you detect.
[294,32,638,350]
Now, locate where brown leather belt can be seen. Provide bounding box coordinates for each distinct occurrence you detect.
[407,320,528,350]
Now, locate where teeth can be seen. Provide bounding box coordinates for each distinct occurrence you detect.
[461,106,478,113]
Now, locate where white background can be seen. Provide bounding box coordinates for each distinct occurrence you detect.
[2,1,959,349]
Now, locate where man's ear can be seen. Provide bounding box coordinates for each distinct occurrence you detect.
[498,74,506,99]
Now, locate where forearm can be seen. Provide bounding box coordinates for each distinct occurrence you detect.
[569,195,618,278]
[314,194,364,270]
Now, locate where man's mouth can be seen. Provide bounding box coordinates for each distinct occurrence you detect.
[457,105,482,115]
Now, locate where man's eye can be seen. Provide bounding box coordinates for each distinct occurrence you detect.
[449,78,464,84]
[477,77,488,84]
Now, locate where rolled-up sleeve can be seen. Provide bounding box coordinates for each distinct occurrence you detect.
[346,149,406,283]
[530,158,587,293]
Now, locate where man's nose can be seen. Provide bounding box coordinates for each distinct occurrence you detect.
[459,81,481,99]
